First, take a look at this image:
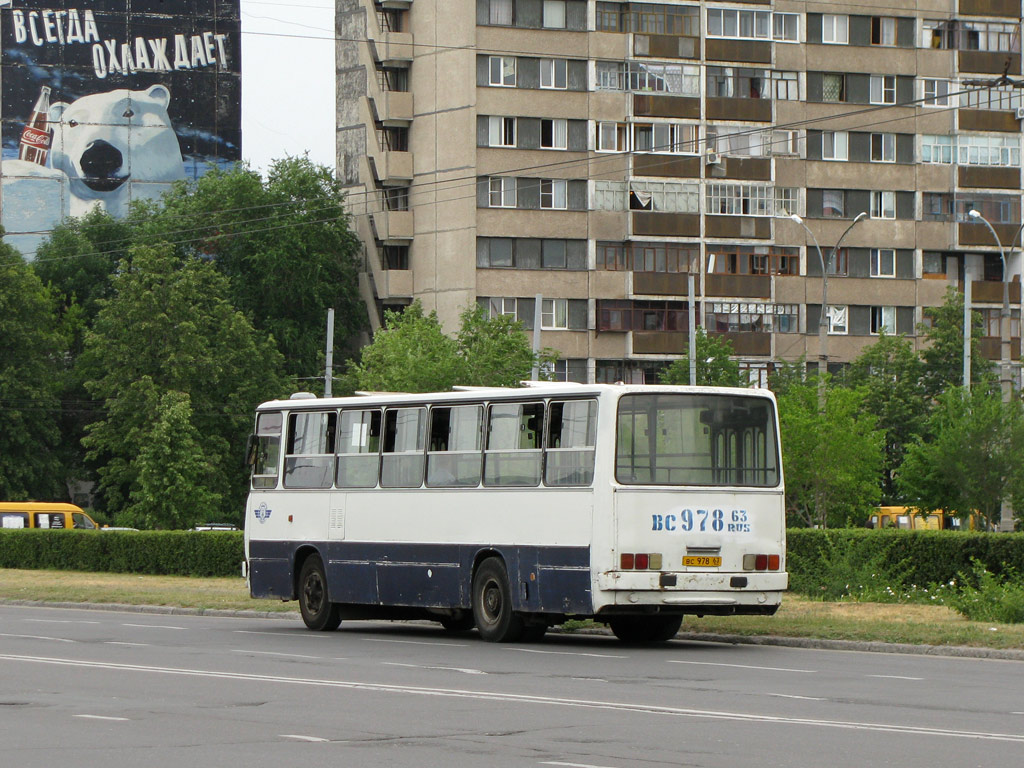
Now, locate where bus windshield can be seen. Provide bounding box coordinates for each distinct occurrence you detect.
[616,393,779,487]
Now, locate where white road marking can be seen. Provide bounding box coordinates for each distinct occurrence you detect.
[231,650,321,660]
[122,623,186,630]
[765,693,827,701]
[280,734,330,743]
[383,662,485,675]
[105,642,150,647]
[506,648,626,659]
[25,619,100,625]
[367,638,468,647]
[233,630,326,638]
[0,633,76,643]
[75,715,129,722]
[867,674,924,681]
[668,660,816,673]
[4,654,1023,744]
[541,762,621,768]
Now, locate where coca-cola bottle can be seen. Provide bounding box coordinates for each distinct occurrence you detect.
[19,86,52,166]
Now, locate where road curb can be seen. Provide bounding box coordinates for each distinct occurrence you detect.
[4,598,1023,660]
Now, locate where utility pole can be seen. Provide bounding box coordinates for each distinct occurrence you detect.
[325,308,335,397]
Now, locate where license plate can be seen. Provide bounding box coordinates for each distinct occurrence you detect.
[683,556,722,567]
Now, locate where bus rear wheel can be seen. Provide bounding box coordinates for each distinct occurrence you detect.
[608,615,682,643]
[472,558,524,642]
[298,554,342,631]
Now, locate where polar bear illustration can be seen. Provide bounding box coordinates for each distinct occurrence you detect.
[47,84,186,217]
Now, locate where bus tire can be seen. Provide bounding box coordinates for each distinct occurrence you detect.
[298,554,342,631]
[608,615,682,643]
[472,558,524,642]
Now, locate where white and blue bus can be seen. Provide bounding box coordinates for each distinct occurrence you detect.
[244,383,786,643]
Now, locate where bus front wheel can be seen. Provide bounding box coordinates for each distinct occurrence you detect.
[298,554,342,631]
[608,615,682,643]
[472,558,524,642]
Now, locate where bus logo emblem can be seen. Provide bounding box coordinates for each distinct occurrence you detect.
[255,503,272,523]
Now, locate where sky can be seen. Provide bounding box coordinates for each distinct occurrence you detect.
[240,0,336,174]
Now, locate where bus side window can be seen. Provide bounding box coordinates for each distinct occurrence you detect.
[381,407,426,488]
[545,400,597,486]
[252,412,283,489]
[484,402,543,486]
[34,513,65,529]
[427,405,483,487]
[2,513,27,529]
[337,409,382,488]
[284,411,337,488]
[72,512,96,529]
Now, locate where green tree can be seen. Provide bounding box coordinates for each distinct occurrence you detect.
[919,286,991,399]
[777,381,884,528]
[659,328,744,387]
[456,304,554,387]
[80,244,287,525]
[898,386,1024,529]
[0,238,65,499]
[138,157,363,381]
[845,333,928,502]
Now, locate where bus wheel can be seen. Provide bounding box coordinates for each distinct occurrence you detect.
[608,615,682,643]
[298,554,342,631]
[472,558,524,642]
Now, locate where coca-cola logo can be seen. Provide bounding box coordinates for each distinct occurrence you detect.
[21,127,52,148]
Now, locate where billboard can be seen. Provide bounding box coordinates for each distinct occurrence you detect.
[1,1,241,255]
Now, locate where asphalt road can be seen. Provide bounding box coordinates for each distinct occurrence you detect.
[1,604,1022,768]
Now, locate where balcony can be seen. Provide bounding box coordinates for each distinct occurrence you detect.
[634,34,699,59]
[371,209,414,242]
[368,30,414,66]
[368,89,413,126]
[632,272,691,296]
[705,39,771,64]
[959,0,1020,17]
[711,331,771,356]
[958,165,1019,189]
[632,154,700,178]
[958,50,1021,76]
[717,156,771,181]
[705,97,773,123]
[958,109,1019,133]
[633,94,700,119]
[979,336,1021,360]
[631,211,700,237]
[965,280,1021,304]
[704,273,771,299]
[958,222,1022,249]
[632,331,690,355]
[704,215,771,239]
[370,150,413,185]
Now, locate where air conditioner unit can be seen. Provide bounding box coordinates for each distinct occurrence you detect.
[705,150,721,165]
[1015,107,1024,120]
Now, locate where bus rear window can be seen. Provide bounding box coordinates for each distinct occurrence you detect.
[616,394,779,487]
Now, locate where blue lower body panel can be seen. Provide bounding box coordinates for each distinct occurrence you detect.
[248,540,592,616]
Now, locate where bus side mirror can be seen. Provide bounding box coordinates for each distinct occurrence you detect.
[245,434,257,467]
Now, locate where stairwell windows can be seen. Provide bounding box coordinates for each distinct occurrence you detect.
[540,58,568,89]
[923,78,952,107]
[871,249,896,277]
[489,177,516,208]
[488,116,516,147]
[822,14,848,44]
[871,17,896,46]
[542,299,569,330]
[870,75,896,105]
[540,179,568,209]
[871,306,897,334]
[597,121,626,152]
[488,0,513,26]
[822,73,846,102]
[543,0,566,29]
[489,56,516,86]
[871,133,896,163]
[871,191,896,219]
[540,118,568,150]
[822,131,848,161]
[827,305,848,335]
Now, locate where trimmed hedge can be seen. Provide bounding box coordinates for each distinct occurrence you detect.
[787,529,1024,588]
[2,529,1023,587]
[0,530,244,577]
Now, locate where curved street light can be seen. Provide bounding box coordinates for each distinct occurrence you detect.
[788,211,868,408]
[968,209,1012,401]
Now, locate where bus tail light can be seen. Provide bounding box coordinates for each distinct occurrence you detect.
[743,554,781,571]
[619,553,663,570]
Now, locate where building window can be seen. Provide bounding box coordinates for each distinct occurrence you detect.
[771,71,800,100]
[871,133,896,162]
[923,78,952,107]
[540,118,568,150]
[871,17,896,46]
[822,189,844,218]
[488,116,516,147]
[489,56,516,86]
[822,14,849,44]
[822,131,848,161]
[540,179,568,209]
[957,134,1021,167]
[488,0,513,26]
[705,183,775,216]
[489,177,516,207]
[871,306,897,335]
[597,121,625,152]
[384,187,409,211]
[542,0,566,29]
[707,125,770,157]
[706,9,799,42]
[822,73,846,102]
[541,359,587,383]
[597,60,700,96]
[540,58,568,89]
[488,297,520,320]
[962,84,1023,112]
[775,187,799,217]
[597,241,700,272]
[869,75,896,105]
[705,302,799,333]
[870,249,896,277]
[706,66,768,99]
[871,190,896,219]
[706,246,799,276]
[921,134,955,164]
[542,298,569,329]
[827,305,848,335]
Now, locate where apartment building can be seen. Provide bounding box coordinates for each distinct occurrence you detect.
[337,0,1023,385]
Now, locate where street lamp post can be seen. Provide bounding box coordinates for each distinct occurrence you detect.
[968,209,1012,402]
[788,211,868,408]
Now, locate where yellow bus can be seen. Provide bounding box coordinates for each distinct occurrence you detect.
[0,502,99,531]
[868,506,985,531]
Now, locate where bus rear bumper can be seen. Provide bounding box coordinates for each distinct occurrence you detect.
[595,571,786,615]
[598,570,787,592]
